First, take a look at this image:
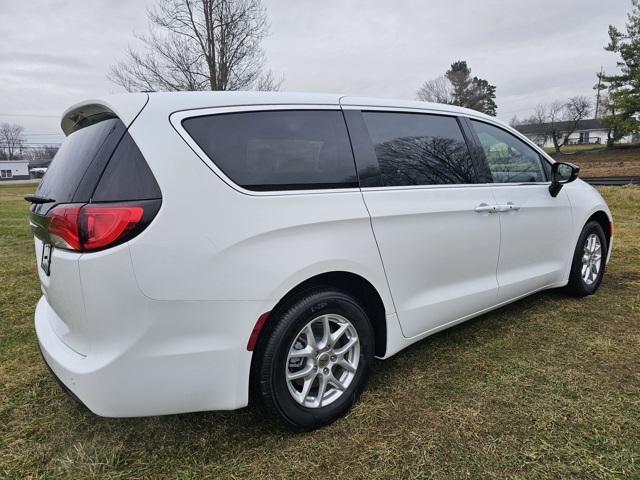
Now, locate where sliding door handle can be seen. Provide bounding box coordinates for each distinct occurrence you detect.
[495,202,521,212]
[474,203,497,213]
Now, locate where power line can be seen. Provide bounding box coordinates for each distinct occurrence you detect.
[23,132,63,136]
[0,113,59,118]
[9,146,59,150]
[595,66,604,119]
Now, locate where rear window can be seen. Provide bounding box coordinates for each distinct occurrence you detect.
[182,110,358,191]
[36,116,125,204]
[362,112,477,186]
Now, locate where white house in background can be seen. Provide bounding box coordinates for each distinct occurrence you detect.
[516,118,635,148]
[0,160,30,180]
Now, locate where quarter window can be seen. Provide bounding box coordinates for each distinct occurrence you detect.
[361,112,477,186]
[182,110,358,191]
[471,120,546,183]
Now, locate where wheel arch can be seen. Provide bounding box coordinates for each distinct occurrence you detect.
[586,210,612,250]
[254,271,388,360]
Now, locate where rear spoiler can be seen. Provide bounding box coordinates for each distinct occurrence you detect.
[60,93,149,136]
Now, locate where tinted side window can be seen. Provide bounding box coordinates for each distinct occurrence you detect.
[92,132,161,201]
[361,112,477,186]
[182,110,357,191]
[471,120,546,183]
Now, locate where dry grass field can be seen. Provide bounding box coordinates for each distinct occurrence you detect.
[554,145,640,178]
[1,182,639,479]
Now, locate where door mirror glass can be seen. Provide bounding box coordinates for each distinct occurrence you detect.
[549,162,579,197]
[556,162,579,183]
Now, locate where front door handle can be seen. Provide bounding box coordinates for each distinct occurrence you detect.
[474,203,497,213]
[495,202,521,212]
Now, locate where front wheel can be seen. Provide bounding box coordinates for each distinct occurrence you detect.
[566,221,607,297]
[253,289,374,430]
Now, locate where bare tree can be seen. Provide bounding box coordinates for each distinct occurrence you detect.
[524,97,592,153]
[547,101,566,146]
[22,145,59,162]
[0,123,25,160]
[523,104,551,146]
[416,76,454,104]
[108,0,282,92]
[375,135,477,186]
[563,95,592,137]
[254,69,282,91]
[529,104,547,126]
[548,97,591,153]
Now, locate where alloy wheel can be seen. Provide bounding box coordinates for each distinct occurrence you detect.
[581,233,602,285]
[285,314,360,408]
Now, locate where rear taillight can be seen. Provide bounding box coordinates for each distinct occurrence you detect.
[81,206,143,251]
[47,204,145,252]
[48,205,82,250]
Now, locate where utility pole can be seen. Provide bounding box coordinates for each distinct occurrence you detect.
[595,66,604,119]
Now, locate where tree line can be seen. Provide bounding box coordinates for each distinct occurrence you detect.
[508,1,640,152]
[116,0,637,149]
[6,0,640,160]
[510,96,593,154]
[0,123,58,161]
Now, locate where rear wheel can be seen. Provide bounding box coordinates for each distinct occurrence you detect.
[566,221,607,297]
[253,289,374,430]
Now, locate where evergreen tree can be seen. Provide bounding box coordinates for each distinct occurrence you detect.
[601,0,640,141]
[472,77,498,116]
[443,61,497,116]
[446,61,475,107]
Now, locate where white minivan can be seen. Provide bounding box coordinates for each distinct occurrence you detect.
[28,92,613,429]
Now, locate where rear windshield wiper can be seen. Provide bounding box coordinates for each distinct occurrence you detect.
[24,194,56,204]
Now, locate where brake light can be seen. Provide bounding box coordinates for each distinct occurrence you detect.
[48,206,82,250]
[81,206,143,251]
[47,204,144,252]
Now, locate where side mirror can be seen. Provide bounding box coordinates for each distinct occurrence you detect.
[549,162,579,197]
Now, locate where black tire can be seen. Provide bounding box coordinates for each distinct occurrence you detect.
[253,288,374,430]
[565,221,607,297]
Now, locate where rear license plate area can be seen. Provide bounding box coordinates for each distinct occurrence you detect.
[41,243,52,276]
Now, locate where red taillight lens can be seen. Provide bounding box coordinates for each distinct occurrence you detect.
[48,205,82,250]
[81,206,143,251]
[46,204,144,252]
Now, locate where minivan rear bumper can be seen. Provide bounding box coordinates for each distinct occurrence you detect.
[35,294,268,417]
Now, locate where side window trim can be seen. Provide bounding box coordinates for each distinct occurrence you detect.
[458,116,494,184]
[466,117,551,184]
[341,109,383,188]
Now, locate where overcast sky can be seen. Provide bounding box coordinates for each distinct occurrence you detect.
[0,0,631,146]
